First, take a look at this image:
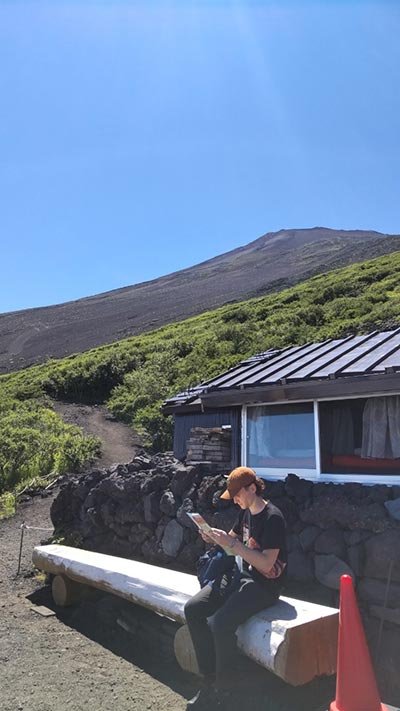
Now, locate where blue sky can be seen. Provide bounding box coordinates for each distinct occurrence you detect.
[1,0,399,313]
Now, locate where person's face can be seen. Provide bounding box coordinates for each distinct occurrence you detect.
[233,483,256,509]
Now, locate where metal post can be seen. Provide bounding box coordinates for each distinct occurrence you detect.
[17,522,26,576]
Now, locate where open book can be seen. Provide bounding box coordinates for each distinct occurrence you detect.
[187,512,236,556]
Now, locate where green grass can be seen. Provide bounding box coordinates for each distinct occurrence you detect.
[0,397,101,495]
[1,250,400,493]
[0,492,16,520]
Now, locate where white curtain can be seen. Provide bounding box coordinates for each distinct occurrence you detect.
[361,396,400,459]
[248,407,272,458]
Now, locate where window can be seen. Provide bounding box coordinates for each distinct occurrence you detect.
[246,403,316,472]
[243,395,400,483]
[319,396,400,476]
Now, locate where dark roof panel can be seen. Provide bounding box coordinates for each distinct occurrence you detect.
[163,328,400,410]
[283,335,362,380]
[257,338,348,384]
[343,332,400,374]
[301,332,381,379]
[215,343,310,389]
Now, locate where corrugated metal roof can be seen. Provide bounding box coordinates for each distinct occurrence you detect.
[163,329,400,410]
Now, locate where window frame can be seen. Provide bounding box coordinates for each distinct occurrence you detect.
[242,392,400,485]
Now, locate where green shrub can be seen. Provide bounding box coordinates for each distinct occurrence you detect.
[0,401,101,493]
[133,405,174,452]
[0,492,16,520]
[1,250,400,469]
[221,306,249,323]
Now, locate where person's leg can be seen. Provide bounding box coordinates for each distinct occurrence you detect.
[185,586,227,710]
[184,583,224,678]
[209,579,281,687]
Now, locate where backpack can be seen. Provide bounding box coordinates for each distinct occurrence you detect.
[196,546,241,599]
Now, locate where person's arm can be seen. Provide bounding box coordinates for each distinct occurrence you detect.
[210,529,279,575]
[199,530,214,544]
[233,540,279,575]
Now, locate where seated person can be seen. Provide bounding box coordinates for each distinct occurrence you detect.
[184,466,287,709]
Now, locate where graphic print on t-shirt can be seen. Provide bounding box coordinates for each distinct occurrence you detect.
[234,503,287,585]
[242,517,250,547]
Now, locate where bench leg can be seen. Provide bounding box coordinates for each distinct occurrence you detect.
[174,624,200,676]
[51,574,87,607]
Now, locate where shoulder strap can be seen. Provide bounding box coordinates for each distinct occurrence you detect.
[244,507,251,530]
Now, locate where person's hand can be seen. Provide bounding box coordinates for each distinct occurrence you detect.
[199,530,214,544]
[210,528,237,550]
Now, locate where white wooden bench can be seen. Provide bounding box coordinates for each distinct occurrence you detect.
[32,544,338,686]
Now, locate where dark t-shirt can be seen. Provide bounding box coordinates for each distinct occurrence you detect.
[232,502,287,587]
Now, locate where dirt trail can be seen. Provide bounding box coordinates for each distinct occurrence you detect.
[52,401,143,468]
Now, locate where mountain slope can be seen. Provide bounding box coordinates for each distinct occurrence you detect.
[2,226,400,373]
[2,250,400,461]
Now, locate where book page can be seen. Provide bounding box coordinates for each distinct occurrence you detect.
[187,513,236,555]
[186,512,213,534]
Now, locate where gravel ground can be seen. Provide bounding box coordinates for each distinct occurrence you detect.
[0,494,197,711]
[0,492,336,711]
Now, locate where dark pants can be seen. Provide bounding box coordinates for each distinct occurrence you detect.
[184,574,281,685]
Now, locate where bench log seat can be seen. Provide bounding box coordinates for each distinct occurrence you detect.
[33,544,338,686]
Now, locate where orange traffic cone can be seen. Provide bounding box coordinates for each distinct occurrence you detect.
[330,574,388,711]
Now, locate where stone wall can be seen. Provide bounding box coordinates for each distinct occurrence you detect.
[51,452,238,571]
[50,452,400,703]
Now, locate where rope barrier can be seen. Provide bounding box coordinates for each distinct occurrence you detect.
[20,524,54,532]
[17,522,54,576]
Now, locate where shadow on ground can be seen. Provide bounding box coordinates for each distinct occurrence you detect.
[28,586,335,711]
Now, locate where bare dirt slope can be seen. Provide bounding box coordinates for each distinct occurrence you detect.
[51,401,143,469]
[2,227,400,373]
